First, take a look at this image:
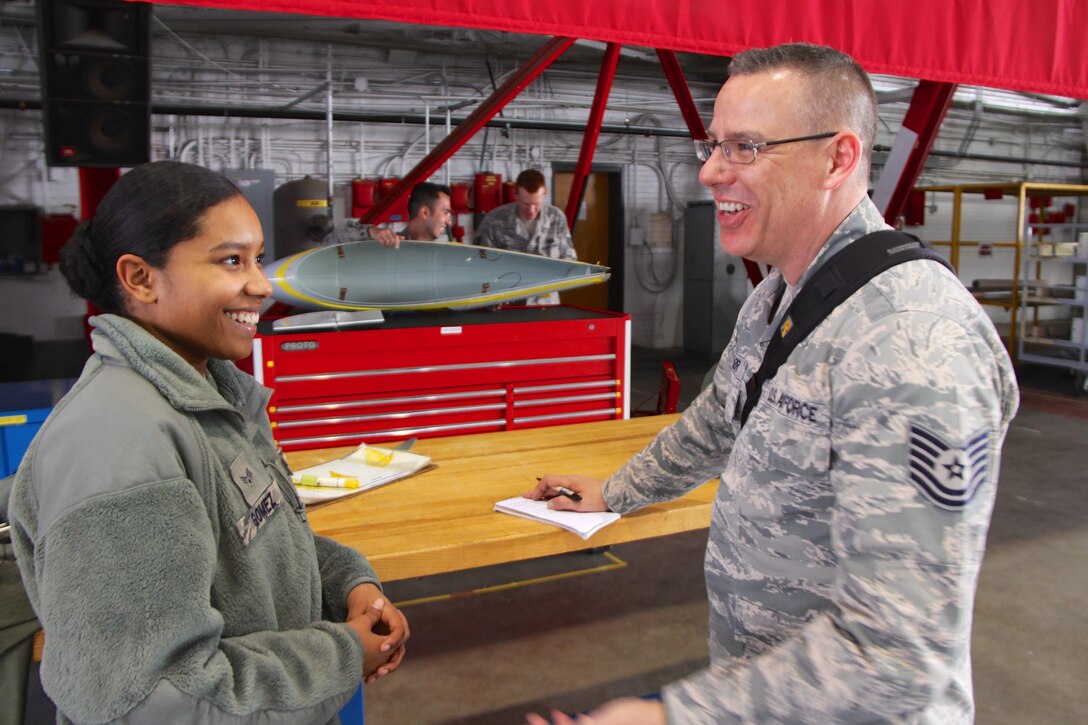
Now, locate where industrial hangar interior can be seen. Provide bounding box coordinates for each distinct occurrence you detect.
[0,1,1086,723]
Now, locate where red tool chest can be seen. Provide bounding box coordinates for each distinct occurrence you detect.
[251,306,630,451]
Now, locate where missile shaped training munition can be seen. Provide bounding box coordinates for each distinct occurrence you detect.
[265,240,611,311]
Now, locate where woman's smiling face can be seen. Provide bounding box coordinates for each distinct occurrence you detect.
[129,195,272,372]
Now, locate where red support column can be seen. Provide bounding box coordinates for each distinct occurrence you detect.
[360,37,574,225]
[872,80,956,224]
[78,167,121,221]
[564,42,620,232]
[77,166,120,333]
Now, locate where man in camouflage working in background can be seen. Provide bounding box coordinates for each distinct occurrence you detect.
[474,169,577,305]
[527,43,1018,724]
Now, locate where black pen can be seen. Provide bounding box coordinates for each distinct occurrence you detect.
[536,477,583,502]
[554,485,582,502]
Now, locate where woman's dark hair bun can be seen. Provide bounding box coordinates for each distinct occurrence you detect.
[59,220,110,308]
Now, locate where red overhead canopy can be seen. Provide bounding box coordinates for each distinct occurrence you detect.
[159,0,1088,98]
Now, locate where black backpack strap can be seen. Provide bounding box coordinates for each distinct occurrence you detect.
[739,230,953,428]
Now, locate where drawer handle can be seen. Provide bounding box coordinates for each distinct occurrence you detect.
[278,418,505,448]
[276,354,616,383]
[513,408,620,425]
[512,392,620,408]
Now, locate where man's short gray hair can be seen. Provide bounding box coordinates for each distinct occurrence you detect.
[728,43,877,175]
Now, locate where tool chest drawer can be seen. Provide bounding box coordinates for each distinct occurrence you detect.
[251,307,630,451]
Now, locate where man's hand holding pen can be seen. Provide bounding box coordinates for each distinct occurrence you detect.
[525,474,609,512]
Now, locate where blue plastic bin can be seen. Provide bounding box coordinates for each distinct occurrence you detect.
[339,684,364,725]
[0,407,49,477]
[0,378,76,477]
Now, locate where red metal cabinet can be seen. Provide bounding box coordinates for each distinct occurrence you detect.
[251,307,630,451]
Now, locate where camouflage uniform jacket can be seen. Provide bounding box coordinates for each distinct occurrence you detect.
[474,202,577,260]
[473,203,576,305]
[603,197,1019,723]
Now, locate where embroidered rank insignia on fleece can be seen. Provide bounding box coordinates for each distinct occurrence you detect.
[234,482,286,546]
[230,453,272,507]
[908,423,990,509]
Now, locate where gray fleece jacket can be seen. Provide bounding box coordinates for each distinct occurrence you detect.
[9,314,379,724]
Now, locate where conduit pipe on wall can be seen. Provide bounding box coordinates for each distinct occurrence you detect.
[325,45,335,208]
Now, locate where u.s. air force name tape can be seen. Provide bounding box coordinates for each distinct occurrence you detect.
[234,482,286,546]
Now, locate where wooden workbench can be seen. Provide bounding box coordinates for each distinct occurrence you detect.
[33,414,716,661]
[295,413,717,581]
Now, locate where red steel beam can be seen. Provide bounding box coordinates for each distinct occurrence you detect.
[655,49,707,139]
[361,36,575,225]
[876,80,956,225]
[564,42,621,232]
[658,49,763,286]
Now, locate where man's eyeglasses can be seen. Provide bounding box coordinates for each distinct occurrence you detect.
[693,132,838,164]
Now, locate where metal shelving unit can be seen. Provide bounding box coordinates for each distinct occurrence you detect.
[914,183,1088,392]
[1018,210,1088,394]
[914,183,1027,355]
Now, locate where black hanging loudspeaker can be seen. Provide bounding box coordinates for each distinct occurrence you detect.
[38,0,151,167]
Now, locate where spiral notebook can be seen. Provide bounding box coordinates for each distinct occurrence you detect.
[493,496,620,540]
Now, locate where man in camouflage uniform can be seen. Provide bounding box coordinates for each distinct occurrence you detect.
[474,168,577,305]
[323,181,452,248]
[527,43,1018,724]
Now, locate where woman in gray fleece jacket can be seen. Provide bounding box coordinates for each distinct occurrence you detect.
[9,161,408,724]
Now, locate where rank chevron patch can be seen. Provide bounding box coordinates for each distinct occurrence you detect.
[908,424,990,509]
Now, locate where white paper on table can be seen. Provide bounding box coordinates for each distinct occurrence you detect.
[291,444,432,504]
[493,496,620,540]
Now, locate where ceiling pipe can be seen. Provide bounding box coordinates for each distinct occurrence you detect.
[3,99,1085,169]
[873,144,1088,170]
